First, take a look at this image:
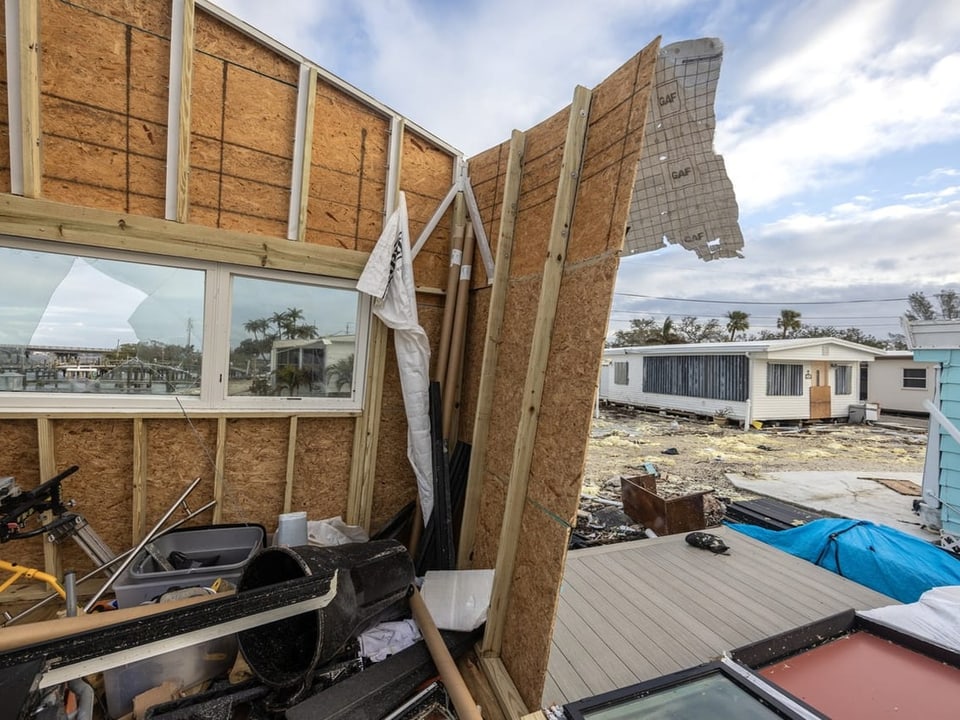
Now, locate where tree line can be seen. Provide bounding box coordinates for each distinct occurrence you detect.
[607,290,959,349]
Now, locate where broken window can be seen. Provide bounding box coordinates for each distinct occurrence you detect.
[642,355,748,401]
[834,365,852,395]
[614,361,629,385]
[766,364,803,396]
[0,240,368,412]
[902,367,927,389]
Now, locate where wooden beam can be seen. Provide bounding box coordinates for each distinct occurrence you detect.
[346,115,404,531]
[283,415,298,513]
[288,66,318,241]
[36,418,61,578]
[0,194,368,279]
[479,656,530,719]
[18,0,40,198]
[164,0,195,223]
[458,130,526,568]
[132,418,148,543]
[213,416,226,523]
[481,86,592,657]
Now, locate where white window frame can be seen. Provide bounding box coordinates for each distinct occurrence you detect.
[834,365,852,395]
[902,367,927,390]
[0,238,370,413]
[614,360,629,386]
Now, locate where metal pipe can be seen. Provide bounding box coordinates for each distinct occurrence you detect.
[64,571,77,617]
[3,500,216,626]
[83,477,204,613]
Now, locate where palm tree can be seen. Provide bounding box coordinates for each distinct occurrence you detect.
[777,309,802,338]
[326,354,354,393]
[646,317,680,345]
[725,310,750,341]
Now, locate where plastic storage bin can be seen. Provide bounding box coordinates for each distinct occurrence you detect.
[113,524,265,608]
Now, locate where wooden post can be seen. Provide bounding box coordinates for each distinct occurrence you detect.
[36,418,61,578]
[283,416,298,513]
[165,0,195,222]
[481,87,592,657]
[479,655,530,718]
[457,130,526,568]
[288,65,318,241]
[213,417,226,523]
[18,0,41,198]
[132,418,148,543]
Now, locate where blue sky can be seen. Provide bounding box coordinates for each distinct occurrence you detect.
[215,0,960,342]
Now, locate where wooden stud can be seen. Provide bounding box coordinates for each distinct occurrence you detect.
[288,66,318,242]
[457,129,526,568]
[213,416,226,523]
[132,418,148,543]
[175,0,195,223]
[346,116,404,530]
[283,415,298,513]
[481,87,592,657]
[36,418,61,578]
[0,194,368,280]
[18,0,40,198]
[479,656,530,718]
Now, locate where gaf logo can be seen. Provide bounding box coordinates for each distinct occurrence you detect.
[668,159,695,187]
[655,80,682,117]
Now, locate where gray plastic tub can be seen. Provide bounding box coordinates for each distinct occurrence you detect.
[113,524,264,608]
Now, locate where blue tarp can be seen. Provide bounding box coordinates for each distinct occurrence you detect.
[727,519,960,603]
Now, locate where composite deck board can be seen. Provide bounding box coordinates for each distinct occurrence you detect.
[544,526,897,707]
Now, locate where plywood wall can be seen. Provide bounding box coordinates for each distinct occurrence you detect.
[463,41,660,707]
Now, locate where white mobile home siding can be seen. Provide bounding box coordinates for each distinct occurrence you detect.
[867,355,937,414]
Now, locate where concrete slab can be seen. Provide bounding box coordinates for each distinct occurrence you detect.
[726,471,937,541]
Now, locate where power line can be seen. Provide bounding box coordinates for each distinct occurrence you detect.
[614,292,909,305]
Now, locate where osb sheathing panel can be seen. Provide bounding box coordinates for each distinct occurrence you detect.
[368,297,444,532]
[404,133,455,291]
[290,418,354,518]
[71,0,172,37]
[221,419,288,528]
[40,0,170,211]
[455,286,491,445]
[190,18,298,235]
[144,420,218,529]
[463,41,659,707]
[0,421,43,570]
[53,420,135,575]
[306,79,389,248]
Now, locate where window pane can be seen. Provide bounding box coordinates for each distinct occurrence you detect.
[903,368,926,389]
[767,364,803,396]
[228,276,359,398]
[0,246,204,394]
[835,365,852,395]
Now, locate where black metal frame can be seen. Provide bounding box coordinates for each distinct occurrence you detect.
[563,660,822,720]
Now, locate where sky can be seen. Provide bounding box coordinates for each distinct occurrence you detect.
[208,0,960,344]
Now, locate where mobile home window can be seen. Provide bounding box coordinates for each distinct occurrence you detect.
[642,355,748,402]
[903,367,927,389]
[766,363,803,396]
[614,361,629,385]
[834,365,852,395]
[0,240,368,412]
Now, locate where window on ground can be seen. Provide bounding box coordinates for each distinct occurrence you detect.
[614,361,629,385]
[903,367,927,389]
[766,363,803,396]
[0,240,368,412]
[834,365,852,395]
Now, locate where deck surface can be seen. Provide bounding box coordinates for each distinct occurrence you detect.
[543,525,897,706]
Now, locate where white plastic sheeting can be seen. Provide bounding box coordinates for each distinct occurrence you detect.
[860,585,960,653]
[356,192,434,523]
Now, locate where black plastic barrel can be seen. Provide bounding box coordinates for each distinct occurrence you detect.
[236,539,413,689]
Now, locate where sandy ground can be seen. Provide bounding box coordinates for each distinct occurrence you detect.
[577,404,929,539]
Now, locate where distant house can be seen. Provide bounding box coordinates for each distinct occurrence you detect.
[600,338,881,425]
[862,350,937,414]
[904,319,960,550]
[270,335,355,394]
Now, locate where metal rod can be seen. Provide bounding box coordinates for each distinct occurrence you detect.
[64,571,77,617]
[83,477,204,613]
[3,500,216,626]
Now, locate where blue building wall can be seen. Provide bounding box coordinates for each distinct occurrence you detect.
[915,349,960,537]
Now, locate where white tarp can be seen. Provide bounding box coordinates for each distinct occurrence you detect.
[859,585,960,653]
[356,192,434,522]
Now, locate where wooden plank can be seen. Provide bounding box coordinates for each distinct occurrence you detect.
[36,418,61,578]
[132,418,148,543]
[0,194,368,280]
[482,87,592,657]
[18,0,40,198]
[212,416,226,523]
[479,655,530,719]
[165,0,196,223]
[289,66,318,241]
[283,415,298,513]
[458,129,526,569]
